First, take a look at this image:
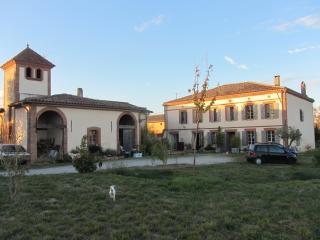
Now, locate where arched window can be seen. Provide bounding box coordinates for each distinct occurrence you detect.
[26,67,32,78]
[36,69,42,79]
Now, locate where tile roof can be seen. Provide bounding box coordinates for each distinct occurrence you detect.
[148,114,165,122]
[164,82,314,105]
[1,47,55,68]
[15,94,150,112]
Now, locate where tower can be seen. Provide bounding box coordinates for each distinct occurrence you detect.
[1,46,55,111]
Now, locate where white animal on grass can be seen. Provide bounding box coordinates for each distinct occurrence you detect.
[109,185,116,201]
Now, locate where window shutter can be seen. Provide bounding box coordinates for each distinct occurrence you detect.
[179,111,182,124]
[234,106,238,121]
[253,105,258,120]
[218,109,221,122]
[226,107,230,121]
[275,132,280,143]
[261,130,266,142]
[273,103,279,119]
[241,106,246,120]
[193,109,197,123]
[254,131,257,144]
[209,110,212,122]
[207,132,212,145]
[242,131,247,146]
[261,104,265,119]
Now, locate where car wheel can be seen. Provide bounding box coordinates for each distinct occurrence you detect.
[255,158,262,165]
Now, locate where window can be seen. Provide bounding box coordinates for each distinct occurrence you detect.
[245,105,254,120]
[269,145,285,154]
[209,132,217,145]
[87,127,101,146]
[193,109,203,123]
[180,111,188,124]
[265,104,271,119]
[26,67,32,78]
[256,145,268,152]
[266,130,275,143]
[210,109,218,122]
[36,69,42,79]
[300,109,304,122]
[88,130,97,145]
[247,131,255,145]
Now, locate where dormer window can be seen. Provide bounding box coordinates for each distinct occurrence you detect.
[36,69,42,79]
[26,67,32,78]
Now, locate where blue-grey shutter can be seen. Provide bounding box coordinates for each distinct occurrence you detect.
[273,103,279,119]
[261,131,266,143]
[253,105,258,120]
[242,131,247,146]
[261,104,265,119]
[193,109,196,123]
[234,106,238,121]
[241,106,246,120]
[226,107,230,121]
[207,132,212,145]
[275,132,280,143]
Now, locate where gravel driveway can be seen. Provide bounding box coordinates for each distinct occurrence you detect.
[0,154,233,176]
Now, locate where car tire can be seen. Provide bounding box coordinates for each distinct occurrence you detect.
[255,158,262,165]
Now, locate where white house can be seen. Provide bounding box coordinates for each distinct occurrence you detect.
[163,77,315,151]
[0,47,150,161]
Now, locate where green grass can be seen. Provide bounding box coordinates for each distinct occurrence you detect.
[1,153,320,239]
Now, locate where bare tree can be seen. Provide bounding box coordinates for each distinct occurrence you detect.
[0,121,28,201]
[191,65,215,174]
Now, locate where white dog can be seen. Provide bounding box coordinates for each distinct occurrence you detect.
[109,185,116,201]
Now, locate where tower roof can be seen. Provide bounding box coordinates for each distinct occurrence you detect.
[1,47,55,69]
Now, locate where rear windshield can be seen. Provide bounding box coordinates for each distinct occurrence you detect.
[255,145,268,152]
[1,145,26,153]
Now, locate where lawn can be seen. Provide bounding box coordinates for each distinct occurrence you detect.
[1,153,320,239]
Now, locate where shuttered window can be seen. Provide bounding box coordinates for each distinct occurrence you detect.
[180,111,188,124]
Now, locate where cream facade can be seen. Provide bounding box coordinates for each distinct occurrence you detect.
[164,80,315,151]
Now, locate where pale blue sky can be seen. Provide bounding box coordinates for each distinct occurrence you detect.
[0,0,319,113]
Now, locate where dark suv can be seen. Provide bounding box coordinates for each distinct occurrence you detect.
[247,143,297,165]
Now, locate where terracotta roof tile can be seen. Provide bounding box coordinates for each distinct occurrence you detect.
[164,82,314,105]
[148,114,165,122]
[17,94,150,112]
[2,47,55,68]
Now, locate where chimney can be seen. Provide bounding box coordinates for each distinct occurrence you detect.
[301,81,306,95]
[274,75,280,86]
[77,88,83,97]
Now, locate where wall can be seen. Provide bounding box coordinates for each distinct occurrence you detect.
[286,93,315,150]
[19,67,49,99]
[165,93,284,146]
[3,65,16,111]
[36,106,142,152]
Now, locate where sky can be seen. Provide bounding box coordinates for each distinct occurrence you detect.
[0,0,319,113]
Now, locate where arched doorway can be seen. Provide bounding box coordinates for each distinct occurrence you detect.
[36,109,67,158]
[118,113,136,152]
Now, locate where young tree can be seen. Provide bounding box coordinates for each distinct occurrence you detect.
[1,121,28,201]
[277,126,302,148]
[191,65,215,173]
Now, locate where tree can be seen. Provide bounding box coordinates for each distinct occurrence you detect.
[277,126,302,148]
[151,140,168,166]
[0,121,28,201]
[314,106,320,128]
[191,65,215,173]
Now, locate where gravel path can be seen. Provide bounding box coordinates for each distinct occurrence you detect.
[0,154,233,176]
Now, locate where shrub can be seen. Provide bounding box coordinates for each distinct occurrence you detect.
[185,143,192,150]
[72,135,97,173]
[141,127,158,156]
[151,140,168,165]
[204,144,215,151]
[216,127,225,149]
[104,149,117,157]
[56,153,72,163]
[230,136,241,148]
[312,152,320,167]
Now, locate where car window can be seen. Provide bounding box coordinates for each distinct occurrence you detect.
[255,145,268,152]
[1,145,26,153]
[269,145,285,154]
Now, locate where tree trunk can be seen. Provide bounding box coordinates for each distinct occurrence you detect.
[193,111,200,175]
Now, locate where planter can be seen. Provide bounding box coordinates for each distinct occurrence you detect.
[231,148,240,154]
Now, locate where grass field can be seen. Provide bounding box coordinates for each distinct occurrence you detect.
[1,152,320,239]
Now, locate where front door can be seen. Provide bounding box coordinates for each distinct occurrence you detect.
[226,131,236,151]
[123,129,134,152]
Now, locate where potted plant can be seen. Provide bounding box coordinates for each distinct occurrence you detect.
[230,135,241,153]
